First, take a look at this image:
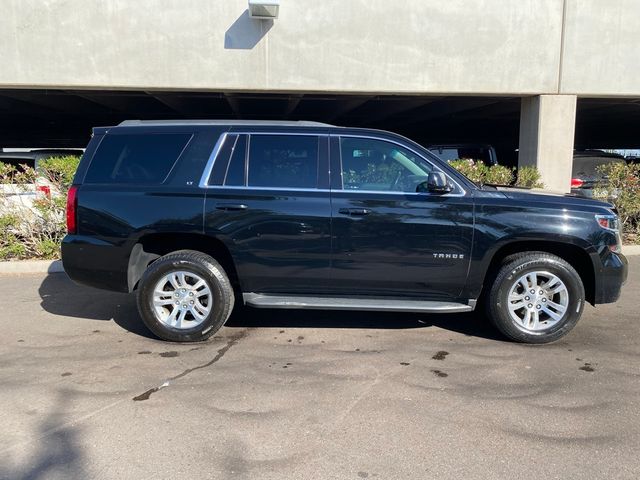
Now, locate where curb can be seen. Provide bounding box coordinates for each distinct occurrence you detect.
[623,245,640,256]
[0,246,638,275]
[0,260,64,274]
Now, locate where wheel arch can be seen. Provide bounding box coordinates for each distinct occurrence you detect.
[127,232,241,294]
[479,240,597,305]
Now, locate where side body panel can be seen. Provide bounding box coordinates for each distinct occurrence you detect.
[62,126,222,292]
[203,130,333,294]
[464,190,625,302]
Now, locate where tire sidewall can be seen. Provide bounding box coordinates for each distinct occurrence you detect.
[492,257,585,343]
[137,255,230,342]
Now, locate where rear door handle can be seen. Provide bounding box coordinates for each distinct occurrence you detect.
[216,203,248,211]
[338,208,371,216]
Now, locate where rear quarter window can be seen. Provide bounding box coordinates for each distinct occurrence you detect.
[84,133,192,184]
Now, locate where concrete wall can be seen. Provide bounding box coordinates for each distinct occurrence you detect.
[1,0,636,96]
[560,0,640,96]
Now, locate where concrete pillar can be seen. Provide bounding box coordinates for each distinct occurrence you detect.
[518,94,577,193]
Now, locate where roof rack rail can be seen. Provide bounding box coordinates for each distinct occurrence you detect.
[118,119,334,127]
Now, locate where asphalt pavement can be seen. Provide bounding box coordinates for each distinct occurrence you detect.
[0,258,638,480]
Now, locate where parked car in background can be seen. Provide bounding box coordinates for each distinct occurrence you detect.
[625,155,640,164]
[571,150,626,198]
[428,144,498,166]
[0,149,84,215]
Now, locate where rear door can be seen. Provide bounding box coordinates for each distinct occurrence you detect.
[203,130,332,295]
[329,134,474,300]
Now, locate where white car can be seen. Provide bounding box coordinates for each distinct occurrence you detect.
[0,149,83,217]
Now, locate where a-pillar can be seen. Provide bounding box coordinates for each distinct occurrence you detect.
[518,94,577,193]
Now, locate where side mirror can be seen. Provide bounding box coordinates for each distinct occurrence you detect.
[417,172,453,194]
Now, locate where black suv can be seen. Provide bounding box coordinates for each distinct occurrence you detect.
[62,121,628,344]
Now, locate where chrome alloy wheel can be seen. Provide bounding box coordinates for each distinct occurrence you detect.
[506,271,569,332]
[151,271,212,329]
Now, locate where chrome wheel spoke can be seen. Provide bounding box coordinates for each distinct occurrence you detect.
[190,304,207,321]
[154,297,175,306]
[545,299,567,315]
[507,270,569,332]
[529,310,540,330]
[509,300,526,311]
[195,286,210,298]
[509,292,525,302]
[151,271,213,330]
[176,307,188,328]
[169,273,181,289]
[166,305,180,326]
[542,306,563,321]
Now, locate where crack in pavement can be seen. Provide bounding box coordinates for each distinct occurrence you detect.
[133,329,249,401]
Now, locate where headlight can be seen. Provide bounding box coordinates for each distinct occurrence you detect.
[595,214,619,232]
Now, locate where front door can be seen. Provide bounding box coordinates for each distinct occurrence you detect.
[329,135,474,300]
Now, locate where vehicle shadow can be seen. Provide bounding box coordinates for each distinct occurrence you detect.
[38,273,155,339]
[38,274,504,342]
[227,306,504,341]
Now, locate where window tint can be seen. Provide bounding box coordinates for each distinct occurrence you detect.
[340,137,432,192]
[85,133,191,184]
[248,135,318,189]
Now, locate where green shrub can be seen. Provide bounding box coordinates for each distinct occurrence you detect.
[0,155,80,260]
[0,215,25,260]
[484,164,514,186]
[515,166,544,188]
[595,162,640,241]
[448,159,489,184]
[449,159,542,188]
[38,155,79,189]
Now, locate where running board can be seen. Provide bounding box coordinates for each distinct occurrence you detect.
[242,293,474,313]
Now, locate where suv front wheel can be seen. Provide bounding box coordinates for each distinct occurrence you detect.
[486,252,585,344]
[136,250,234,342]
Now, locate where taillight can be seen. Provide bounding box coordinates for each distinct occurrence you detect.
[36,185,51,198]
[66,186,78,234]
[570,178,584,188]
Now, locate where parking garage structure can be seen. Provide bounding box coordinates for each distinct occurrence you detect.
[1,0,639,192]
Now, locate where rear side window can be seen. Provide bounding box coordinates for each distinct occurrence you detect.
[248,135,318,189]
[84,133,192,184]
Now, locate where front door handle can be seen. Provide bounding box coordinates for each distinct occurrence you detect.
[339,208,371,216]
[216,203,248,211]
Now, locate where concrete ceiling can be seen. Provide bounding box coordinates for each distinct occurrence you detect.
[0,89,639,165]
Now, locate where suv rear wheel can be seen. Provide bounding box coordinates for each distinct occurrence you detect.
[136,250,234,342]
[486,252,585,343]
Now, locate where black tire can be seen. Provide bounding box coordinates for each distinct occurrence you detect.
[136,250,234,342]
[486,251,585,344]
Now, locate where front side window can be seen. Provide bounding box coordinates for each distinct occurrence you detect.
[248,135,319,189]
[85,133,192,184]
[339,137,432,192]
